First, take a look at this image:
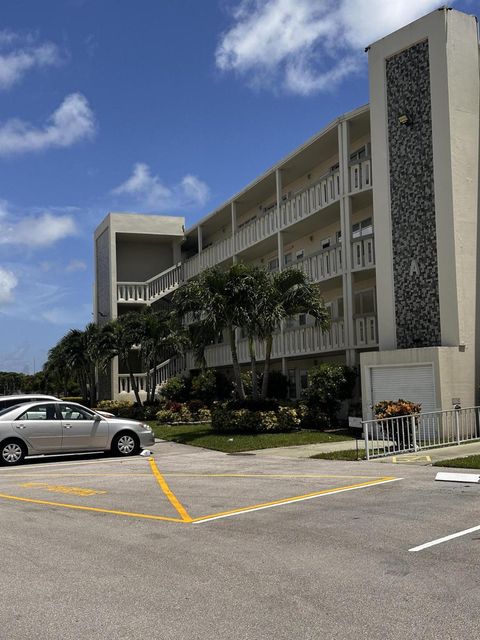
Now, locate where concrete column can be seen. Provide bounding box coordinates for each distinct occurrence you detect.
[231,201,238,265]
[338,120,356,367]
[172,239,182,264]
[276,169,284,270]
[197,225,203,253]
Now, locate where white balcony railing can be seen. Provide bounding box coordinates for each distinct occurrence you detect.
[280,170,341,230]
[294,244,343,282]
[350,158,372,193]
[235,208,279,254]
[354,314,377,347]
[352,235,375,270]
[116,160,373,305]
[120,315,377,394]
[148,263,183,301]
[117,373,147,394]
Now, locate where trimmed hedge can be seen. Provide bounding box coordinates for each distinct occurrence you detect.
[211,402,300,434]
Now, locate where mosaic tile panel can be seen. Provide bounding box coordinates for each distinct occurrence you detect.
[386,40,441,348]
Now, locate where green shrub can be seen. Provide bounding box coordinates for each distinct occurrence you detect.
[159,376,188,402]
[155,402,192,424]
[197,407,211,422]
[297,403,330,430]
[265,370,289,400]
[96,399,134,412]
[211,402,299,434]
[187,399,206,418]
[301,363,356,428]
[191,370,216,403]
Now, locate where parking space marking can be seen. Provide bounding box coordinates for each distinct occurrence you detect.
[0,472,383,480]
[0,460,401,526]
[19,482,107,497]
[409,523,480,552]
[191,477,402,524]
[148,457,193,522]
[392,455,431,464]
[0,491,184,523]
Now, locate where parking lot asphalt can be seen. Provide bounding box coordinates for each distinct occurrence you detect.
[1,441,480,639]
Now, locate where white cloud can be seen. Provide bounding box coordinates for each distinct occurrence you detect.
[0,267,17,304]
[0,42,60,90]
[66,259,87,273]
[0,211,77,247]
[0,93,96,155]
[0,30,61,90]
[112,163,210,211]
[216,0,447,94]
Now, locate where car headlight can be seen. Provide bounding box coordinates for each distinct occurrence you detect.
[142,423,152,432]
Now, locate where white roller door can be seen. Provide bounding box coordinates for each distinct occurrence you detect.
[370,364,436,413]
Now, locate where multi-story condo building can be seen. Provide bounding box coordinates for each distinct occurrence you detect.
[94,8,480,417]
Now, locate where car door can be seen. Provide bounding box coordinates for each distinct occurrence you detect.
[59,403,109,451]
[15,404,63,452]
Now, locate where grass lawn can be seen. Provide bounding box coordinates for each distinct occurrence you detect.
[433,455,480,470]
[310,449,365,461]
[149,422,354,453]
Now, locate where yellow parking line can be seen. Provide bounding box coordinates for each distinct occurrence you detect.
[148,458,192,523]
[192,477,401,524]
[0,492,184,523]
[0,472,380,480]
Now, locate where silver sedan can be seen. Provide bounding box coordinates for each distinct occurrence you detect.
[0,400,155,466]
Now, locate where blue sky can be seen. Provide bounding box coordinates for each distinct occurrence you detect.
[0,0,474,372]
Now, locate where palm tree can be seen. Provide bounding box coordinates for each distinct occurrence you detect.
[101,313,145,405]
[255,269,331,400]
[45,323,108,405]
[174,264,259,400]
[138,307,187,403]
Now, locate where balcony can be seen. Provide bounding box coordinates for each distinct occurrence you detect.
[293,244,343,283]
[116,160,374,305]
[119,315,377,395]
[195,316,378,369]
[117,262,183,304]
[352,234,375,271]
[349,158,372,193]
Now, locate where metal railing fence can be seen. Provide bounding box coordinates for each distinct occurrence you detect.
[363,406,480,459]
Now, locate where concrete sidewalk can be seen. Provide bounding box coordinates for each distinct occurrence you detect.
[382,440,480,466]
[251,438,480,466]
[250,438,364,459]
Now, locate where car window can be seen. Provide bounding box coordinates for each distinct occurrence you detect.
[60,404,95,421]
[17,404,57,421]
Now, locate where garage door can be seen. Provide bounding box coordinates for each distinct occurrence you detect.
[370,364,436,413]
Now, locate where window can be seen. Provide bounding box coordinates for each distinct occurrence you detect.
[59,404,95,421]
[321,237,331,250]
[268,258,279,272]
[287,370,297,399]
[352,217,373,239]
[336,231,342,245]
[298,314,307,326]
[18,404,57,421]
[283,253,292,267]
[354,289,376,316]
[300,370,309,390]
[295,249,304,261]
[350,146,367,162]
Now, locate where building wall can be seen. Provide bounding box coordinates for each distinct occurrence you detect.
[116,239,173,282]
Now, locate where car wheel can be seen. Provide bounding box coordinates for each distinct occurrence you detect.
[111,432,140,457]
[0,440,26,466]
